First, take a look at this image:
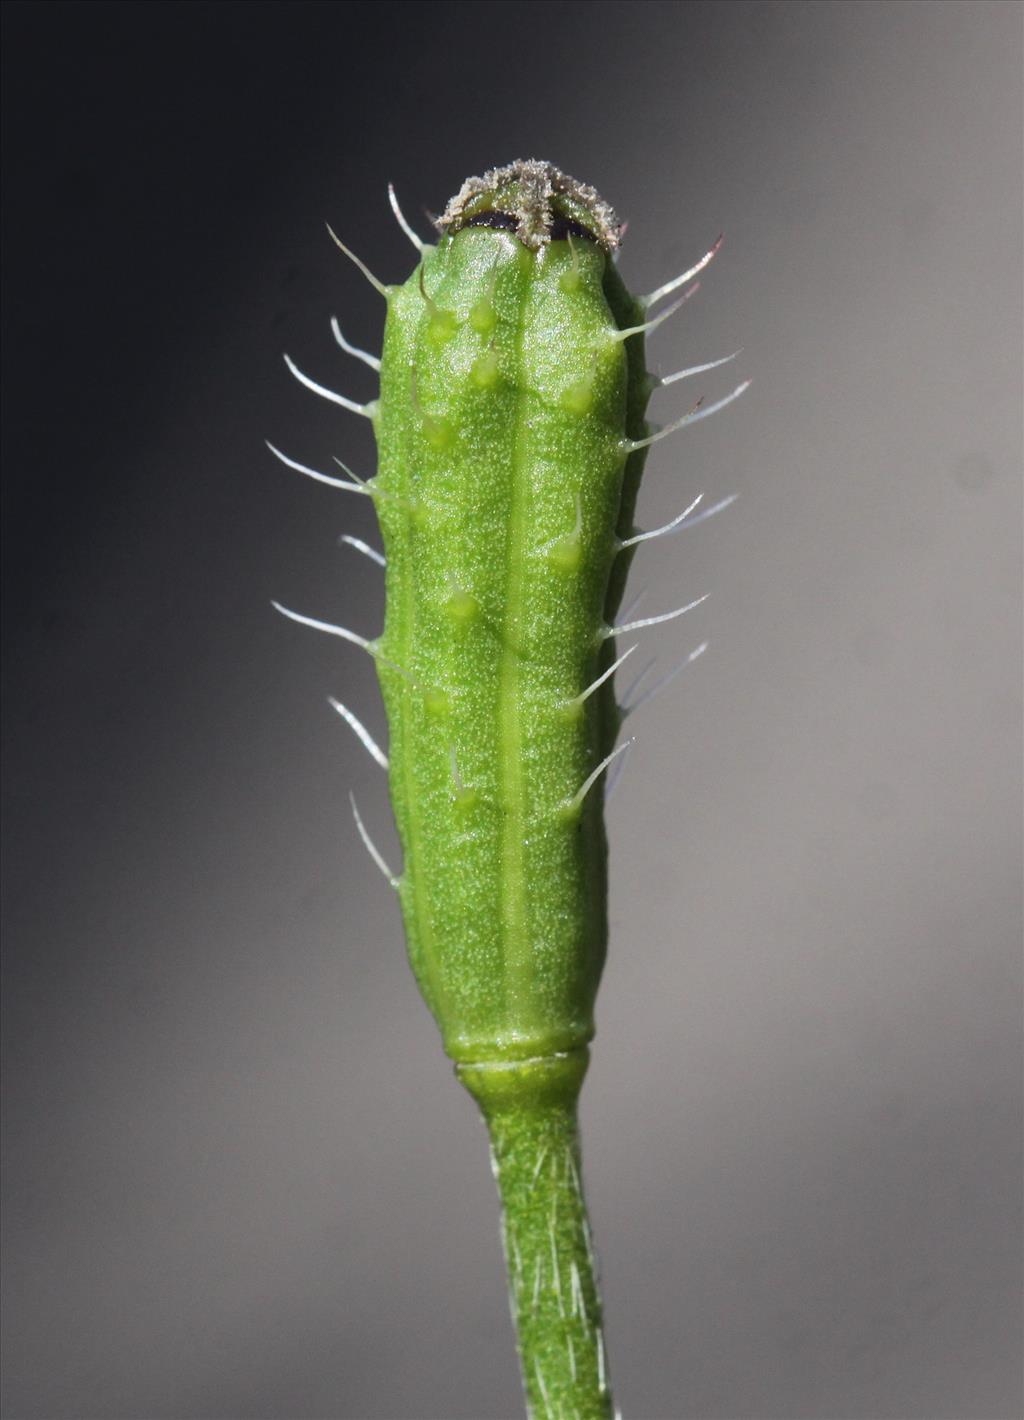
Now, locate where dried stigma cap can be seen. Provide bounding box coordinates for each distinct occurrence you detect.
[438,159,622,254]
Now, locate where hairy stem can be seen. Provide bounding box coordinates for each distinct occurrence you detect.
[459,1050,613,1419]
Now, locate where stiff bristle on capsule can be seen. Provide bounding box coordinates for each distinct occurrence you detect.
[567,645,637,708]
[283,353,374,419]
[612,287,697,343]
[641,234,723,308]
[565,739,635,815]
[270,600,377,656]
[330,317,381,373]
[617,494,704,550]
[349,791,399,888]
[623,382,750,453]
[339,533,386,567]
[329,697,389,769]
[325,224,390,297]
[607,593,709,639]
[265,440,369,493]
[388,182,427,253]
[658,350,740,387]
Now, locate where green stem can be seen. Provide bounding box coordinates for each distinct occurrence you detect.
[458,1050,613,1420]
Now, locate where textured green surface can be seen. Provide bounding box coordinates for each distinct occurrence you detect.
[372,227,648,1065]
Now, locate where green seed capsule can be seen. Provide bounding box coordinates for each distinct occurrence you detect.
[372,166,648,1071]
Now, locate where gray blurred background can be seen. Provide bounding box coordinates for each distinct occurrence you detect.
[2,2,1021,1417]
